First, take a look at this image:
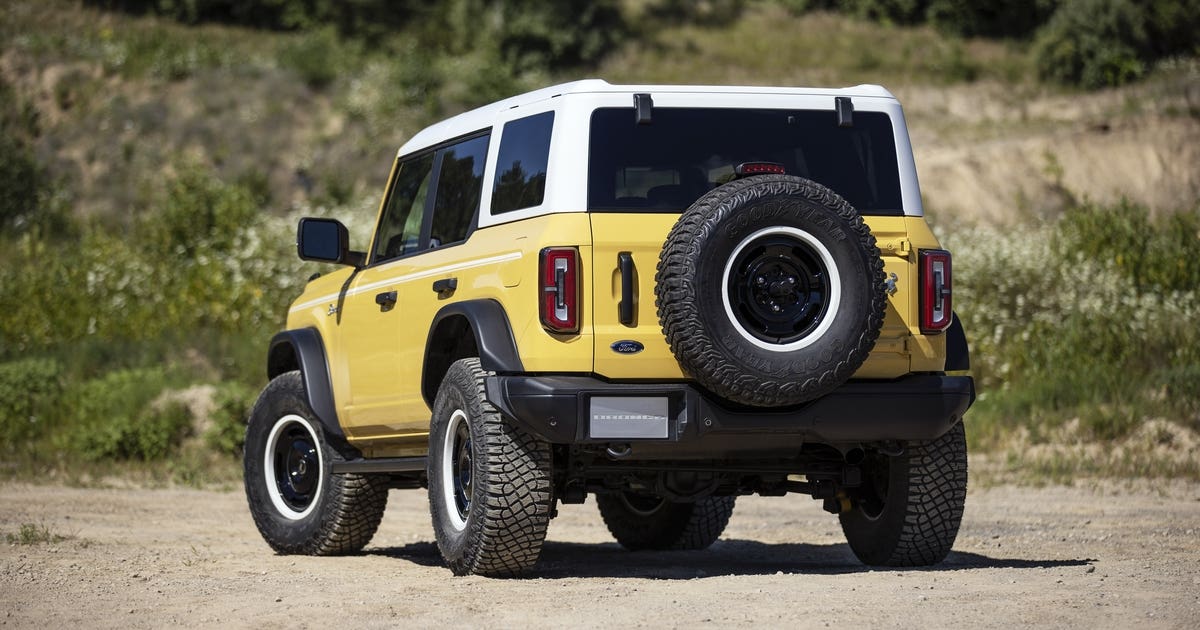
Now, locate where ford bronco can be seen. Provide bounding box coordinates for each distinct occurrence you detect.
[243,80,974,576]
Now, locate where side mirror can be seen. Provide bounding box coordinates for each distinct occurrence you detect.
[297,218,364,266]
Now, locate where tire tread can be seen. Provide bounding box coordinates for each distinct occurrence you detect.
[597,494,735,551]
[433,358,553,577]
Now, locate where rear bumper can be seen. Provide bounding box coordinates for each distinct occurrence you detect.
[485,374,974,454]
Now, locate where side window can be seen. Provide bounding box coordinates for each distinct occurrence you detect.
[491,111,554,214]
[373,153,435,264]
[431,134,489,247]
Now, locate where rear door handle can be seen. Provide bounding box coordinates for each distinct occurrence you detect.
[375,290,397,309]
[432,277,457,297]
[618,252,635,326]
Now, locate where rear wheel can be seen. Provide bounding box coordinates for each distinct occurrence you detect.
[839,422,968,566]
[596,492,735,551]
[428,358,554,576]
[243,371,388,555]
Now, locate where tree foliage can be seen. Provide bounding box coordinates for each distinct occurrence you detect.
[777,0,1197,88]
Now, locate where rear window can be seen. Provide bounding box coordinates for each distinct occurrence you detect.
[588,107,903,215]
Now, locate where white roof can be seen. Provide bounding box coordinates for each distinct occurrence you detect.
[397,79,897,156]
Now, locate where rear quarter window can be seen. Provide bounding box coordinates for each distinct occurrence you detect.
[491,111,554,214]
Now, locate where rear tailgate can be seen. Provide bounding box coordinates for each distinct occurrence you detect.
[590,213,686,379]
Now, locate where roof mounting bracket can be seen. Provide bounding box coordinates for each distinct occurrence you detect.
[634,93,653,125]
[835,96,854,128]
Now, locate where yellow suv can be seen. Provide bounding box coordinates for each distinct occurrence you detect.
[243,80,974,576]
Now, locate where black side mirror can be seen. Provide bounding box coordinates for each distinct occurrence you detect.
[297,218,363,266]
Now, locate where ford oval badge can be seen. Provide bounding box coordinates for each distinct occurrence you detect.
[611,340,644,355]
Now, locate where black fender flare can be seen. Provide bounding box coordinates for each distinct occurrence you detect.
[945,311,970,372]
[267,328,345,442]
[422,299,524,406]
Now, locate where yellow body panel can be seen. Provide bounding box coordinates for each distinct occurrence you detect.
[287,213,596,453]
[858,215,948,376]
[587,213,948,381]
[287,209,947,449]
[590,214,687,379]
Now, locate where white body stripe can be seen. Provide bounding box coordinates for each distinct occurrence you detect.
[288,251,522,314]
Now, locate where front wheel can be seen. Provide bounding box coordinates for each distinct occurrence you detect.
[243,371,388,555]
[596,492,735,551]
[839,421,968,566]
[428,358,553,576]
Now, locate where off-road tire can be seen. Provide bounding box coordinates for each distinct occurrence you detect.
[428,358,554,576]
[596,493,735,551]
[244,371,388,555]
[656,174,886,407]
[839,421,968,566]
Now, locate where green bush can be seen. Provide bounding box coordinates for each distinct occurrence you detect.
[1034,0,1147,88]
[277,27,345,90]
[69,368,190,460]
[1,163,303,360]
[834,0,928,24]
[926,0,1056,38]
[0,359,63,452]
[205,381,257,456]
[0,77,44,235]
[0,133,42,234]
[146,163,259,257]
[946,201,1200,441]
[79,400,193,461]
[1056,198,1200,294]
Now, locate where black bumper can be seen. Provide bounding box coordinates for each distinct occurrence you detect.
[485,374,974,456]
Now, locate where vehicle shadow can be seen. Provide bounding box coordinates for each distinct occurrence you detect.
[367,539,1094,579]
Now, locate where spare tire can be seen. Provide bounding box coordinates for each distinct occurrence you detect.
[655,174,885,407]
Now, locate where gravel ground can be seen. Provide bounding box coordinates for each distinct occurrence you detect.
[2,480,1198,628]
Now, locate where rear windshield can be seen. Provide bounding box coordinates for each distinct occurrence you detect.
[588,107,903,215]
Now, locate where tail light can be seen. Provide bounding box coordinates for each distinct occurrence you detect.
[540,247,581,333]
[919,249,952,334]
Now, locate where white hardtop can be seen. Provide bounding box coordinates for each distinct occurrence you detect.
[396,79,898,157]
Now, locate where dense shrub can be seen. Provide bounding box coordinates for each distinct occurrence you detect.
[0,78,44,235]
[1033,0,1199,88]
[0,359,63,452]
[1033,0,1148,88]
[946,201,1200,438]
[926,0,1057,38]
[836,0,927,24]
[1056,199,1200,294]
[70,368,192,461]
[90,0,626,71]
[0,164,303,357]
[204,381,257,456]
[773,0,1197,89]
[79,400,194,461]
[276,27,344,89]
[492,0,625,71]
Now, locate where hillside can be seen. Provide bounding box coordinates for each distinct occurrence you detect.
[2,1,1196,227]
[1,0,1197,484]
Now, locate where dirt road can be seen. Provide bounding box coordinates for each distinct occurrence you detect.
[2,479,1198,628]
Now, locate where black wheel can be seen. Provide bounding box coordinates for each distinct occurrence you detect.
[656,174,886,407]
[839,422,968,566]
[428,358,553,576]
[596,492,735,551]
[243,371,388,555]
